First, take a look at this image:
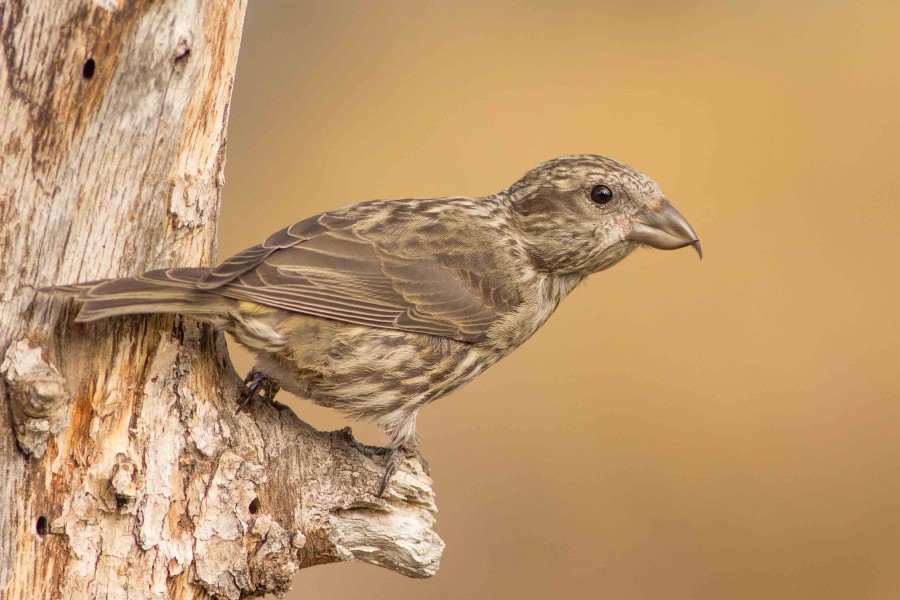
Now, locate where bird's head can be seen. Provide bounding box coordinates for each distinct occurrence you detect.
[505,154,701,276]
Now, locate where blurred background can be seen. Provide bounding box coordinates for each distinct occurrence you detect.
[220,1,900,598]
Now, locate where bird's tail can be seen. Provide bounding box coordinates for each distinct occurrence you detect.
[43,267,235,323]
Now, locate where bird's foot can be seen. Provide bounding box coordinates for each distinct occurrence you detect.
[377,446,403,498]
[375,443,429,497]
[237,369,284,413]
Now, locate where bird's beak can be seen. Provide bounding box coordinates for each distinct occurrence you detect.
[625,200,702,259]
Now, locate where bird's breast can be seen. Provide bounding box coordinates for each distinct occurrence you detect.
[483,273,584,352]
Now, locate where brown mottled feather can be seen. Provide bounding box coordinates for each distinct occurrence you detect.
[196,199,521,343]
[44,155,698,469]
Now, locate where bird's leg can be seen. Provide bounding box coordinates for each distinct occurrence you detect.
[399,436,430,475]
[377,446,403,498]
[376,439,429,497]
[237,368,284,413]
[376,412,426,496]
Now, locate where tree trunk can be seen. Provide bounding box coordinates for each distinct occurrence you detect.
[0,2,443,598]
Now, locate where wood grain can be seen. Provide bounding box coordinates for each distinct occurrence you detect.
[0,2,442,597]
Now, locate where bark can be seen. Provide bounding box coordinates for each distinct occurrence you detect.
[0,2,443,599]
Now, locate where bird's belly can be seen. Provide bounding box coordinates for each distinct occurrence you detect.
[257,317,495,420]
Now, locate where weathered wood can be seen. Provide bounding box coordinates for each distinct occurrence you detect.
[0,2,443,598]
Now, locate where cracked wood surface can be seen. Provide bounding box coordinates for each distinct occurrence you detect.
[0,2,444,598]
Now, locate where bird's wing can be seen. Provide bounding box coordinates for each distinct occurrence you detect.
[198,205,521,343]
[197,214,329,288]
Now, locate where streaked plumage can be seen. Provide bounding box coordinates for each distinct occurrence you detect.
[48,155,701,493]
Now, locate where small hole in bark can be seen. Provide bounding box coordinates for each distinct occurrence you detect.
[248,498,260,515]
[116,496,128,510]
[36,516,48,536]
[83,58,95,79]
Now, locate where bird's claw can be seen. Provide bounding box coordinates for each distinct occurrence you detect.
[237,369,282,413]
[375,444,430,496]
[377,446,403,498]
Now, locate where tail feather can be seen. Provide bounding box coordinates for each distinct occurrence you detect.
[43,267,235,322]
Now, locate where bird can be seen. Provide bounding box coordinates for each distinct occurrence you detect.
[47,155,701,495]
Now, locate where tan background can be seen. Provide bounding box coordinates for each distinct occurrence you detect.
[219,1,900,598]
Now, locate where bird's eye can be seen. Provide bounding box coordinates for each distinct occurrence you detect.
[590,185,613,205]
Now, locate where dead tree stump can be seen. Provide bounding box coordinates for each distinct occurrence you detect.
[0,2,443,598]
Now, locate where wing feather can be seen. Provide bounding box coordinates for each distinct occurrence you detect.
[205,203,520,343]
